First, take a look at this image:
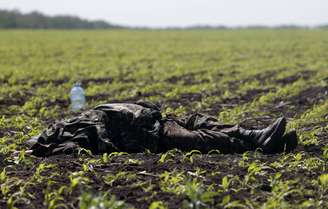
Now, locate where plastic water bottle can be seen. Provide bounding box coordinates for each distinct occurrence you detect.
[70,82,86,112]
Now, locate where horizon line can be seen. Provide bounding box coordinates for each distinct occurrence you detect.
[2,8,328,29]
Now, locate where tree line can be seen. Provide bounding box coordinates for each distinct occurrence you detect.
[0,9,123,29]
[0,9,327,30]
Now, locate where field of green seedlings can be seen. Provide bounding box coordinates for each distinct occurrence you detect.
[0,29,327,209]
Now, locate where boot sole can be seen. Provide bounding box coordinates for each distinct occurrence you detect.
[261,117,286,153]
[283,130,298,152]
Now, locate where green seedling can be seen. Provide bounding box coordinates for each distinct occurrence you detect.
[103,171,137,187]
[79,192,131,209]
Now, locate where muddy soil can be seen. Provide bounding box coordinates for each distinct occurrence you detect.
[1,147,326,209]
[202,69,316,116]
[271,86,328,117]
[230,85,327,131]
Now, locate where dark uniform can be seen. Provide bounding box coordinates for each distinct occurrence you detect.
[27,101,297,156]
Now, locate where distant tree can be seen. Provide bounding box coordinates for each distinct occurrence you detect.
[0,9,324,30]
[0,9,123,29]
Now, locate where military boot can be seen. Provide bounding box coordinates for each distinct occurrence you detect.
[282,130,298,152]
[264,130,298,153]
[226,117,287,154]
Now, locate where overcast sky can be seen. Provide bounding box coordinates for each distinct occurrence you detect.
[1,0,328,27]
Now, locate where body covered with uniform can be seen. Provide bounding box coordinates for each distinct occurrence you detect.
[27,101,298,156]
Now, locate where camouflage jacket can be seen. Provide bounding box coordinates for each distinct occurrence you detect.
[28,101,163,156]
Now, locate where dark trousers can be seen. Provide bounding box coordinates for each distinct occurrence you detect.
[28,111,255,156]
[159,113,255,154]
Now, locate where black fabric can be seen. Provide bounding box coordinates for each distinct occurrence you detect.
[27,102,256,156]
[160,114,254,153]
